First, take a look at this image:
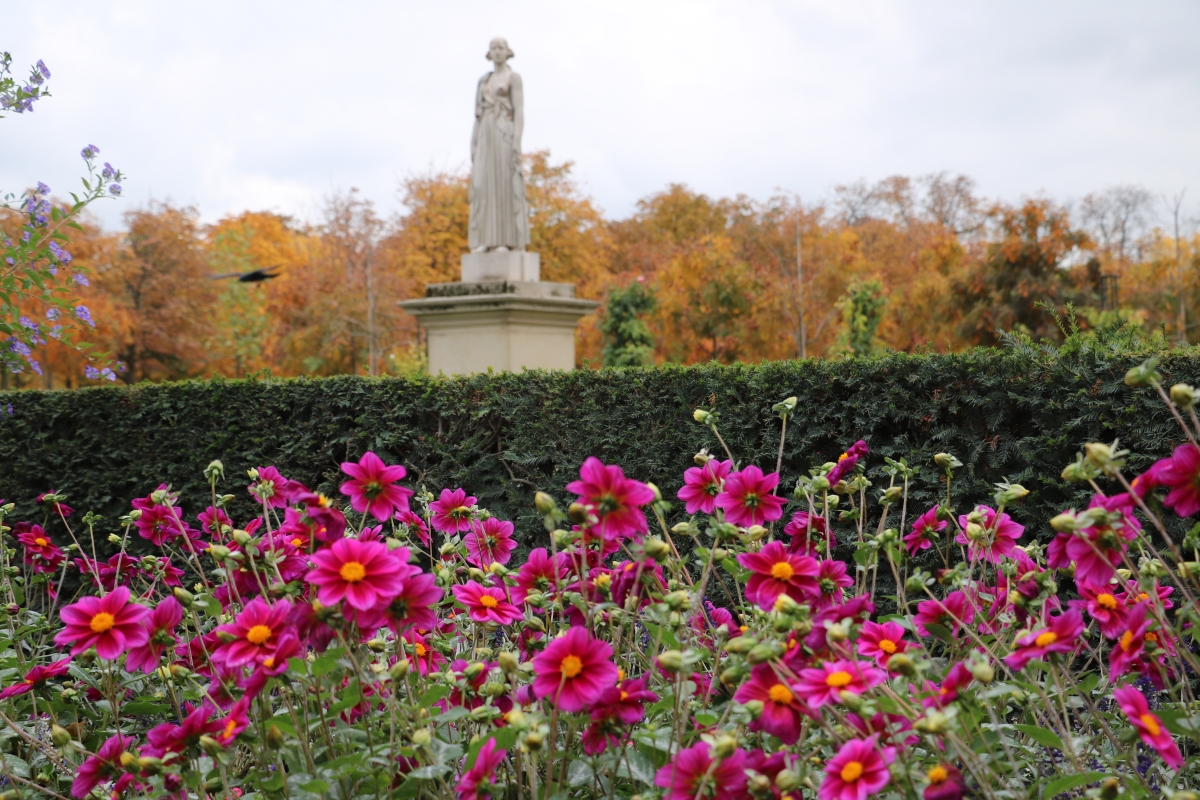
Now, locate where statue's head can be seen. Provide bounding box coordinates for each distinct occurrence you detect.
[487,38,514,64]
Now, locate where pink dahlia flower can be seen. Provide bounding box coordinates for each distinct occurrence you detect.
[464,517,516,567]
[923,764,967,800]
[125,596,184,674]
[1109,603,1157,679]
[914,590,975,637]
[566,457,656,541]
[1003,609,1085,671]
[356,570,443,635]
[921,662,974,709]
[430,488,477,534]
[819,736,895,800]
[734,663,810,744]
[55,586,150,659]
[1146,443,1200,517]
[456,737,506,800]
[737,540,819,611]
[71,733,133,799]
[676,458,732,514]
[714,465,786,527]
[955,505,1023,563]
[395,509,430,547]
[1065,493,1139,587]
[795,659,887,710]
[512,547,569,605]
[784,510,831,554]
[452,580,523,625]
[198,506,233,539]
[248,465,292,509]
[857,620,910,667]
[1114,685,1183,770]
[213,596,293,667]
[1068,583,1128,639]
[16,523,64,572]
[827,440,869,486]
[655,741,747,800]
[340,451,414,521]
[0,656,71,700]
[307,537,408,612]
[903,506,945,555]
[582,676,659,754]
[531,626,618,712]
[814,558,854,610]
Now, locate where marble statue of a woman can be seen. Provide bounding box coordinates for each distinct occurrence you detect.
[469,37,530,253]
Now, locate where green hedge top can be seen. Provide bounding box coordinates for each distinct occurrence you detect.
[0,349,1193,554]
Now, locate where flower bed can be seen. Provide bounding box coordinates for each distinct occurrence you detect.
[0,358,1197,799]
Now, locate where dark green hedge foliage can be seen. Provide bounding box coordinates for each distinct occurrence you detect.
[0,350,1193,563]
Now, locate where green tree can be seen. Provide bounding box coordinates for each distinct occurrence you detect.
[601,279,655,366]
[837,280,886,356]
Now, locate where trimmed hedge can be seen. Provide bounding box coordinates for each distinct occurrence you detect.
[0,350,1193,558]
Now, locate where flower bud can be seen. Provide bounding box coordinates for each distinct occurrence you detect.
[389,659,412,680]
[693,450,712,466]
[775,769,802,792]
[1084,442,1113,469]
[567,503,590,525]
[107,533,122,545]
[882,486,902,504]
[741,700,764,720]
[774,396,798,416]
[965,522,985,542]
[645,482,663,503]
[720,665,745,685]
[885,654,916,677]
[968,659,994,684]
[1171,384,1199,409]
[664,590,690,611]
[999,484,1028,503]
[1100,779,1121,800]
[498,651,519,673]
[529,492,556,516]
[838,690,863,711]
[745,525,768,541]
[232,529,253,546]
[712,734,738,760]
[657,650,684,673]
[119,751,137,769]
[265,724,286,750]
[832,480,851,495]
[483,681,506,697]
[4,604,18,616]
[524,616,546,633]
[169,664,191,679]
[410,729,432,747]
[366,638,386,653]
[150,489,170,505]
[51,724,71,747]
[1124,358,1161,387]
[464,662,487,680]
[914,711,949,734]
[723,636,757,655]
[693,408,713,424]
[1049,513,1077,532]
[644,539,671,562]
[746,642,784,664]
[810,476,831,493]
[824,620,851,644]
[748,773,772,798]
[208,544,231,561]
[524,730,545,751]
[933,453,959,470]
[966,510,983,525]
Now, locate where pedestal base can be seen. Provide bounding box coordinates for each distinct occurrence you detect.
[399,282,599,375]
[461,250,540,282]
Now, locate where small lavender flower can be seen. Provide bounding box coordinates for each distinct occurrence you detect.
[109,183,122,196]
[74,305,95,327]
[101,368,116,382]
[8,340,31,357]
[81,144,99,160]
[36,60,49,79]
[36,181,50,195]
[102,163,116,180]
[84,365,99,380]
[28,359,41,376]
[73,271,88,287]
[47,325,62,339]
[18,316,35,329]
[21,230,30,242]
[46,308,60,321]
[4,258,13,266]
[116,361,127,373]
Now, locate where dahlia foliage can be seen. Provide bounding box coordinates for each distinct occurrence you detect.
[3,361,1200,799]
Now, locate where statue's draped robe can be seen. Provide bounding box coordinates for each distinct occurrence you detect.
[469,70,529,251]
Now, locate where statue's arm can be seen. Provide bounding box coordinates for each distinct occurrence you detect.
[511,72,524,148]
[471,76,485,158]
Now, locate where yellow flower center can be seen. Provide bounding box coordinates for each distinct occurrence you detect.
[624,562,635,572]
[223,719,237,738]
[339,561,367,583]
[34,538,47,547]
[838,452,850,462]
[768,683,794,704]
[927,766,948,784]
[89,612,115,634]
[291,538,304,548]
[561,654,583,678]
[1034,631,1057,647]
[246,624,272,645]
[595,574,611,589]
[878,639,897,654]
[840,761,864,782]
[826,670,853,688]
[1145,631,1158,643]
[618,668,626,680]
[263,657,276,668]
[479,595,499,609]
[1119,630,1135,651]
[1141,714,1161,736]
[771,561,794,581]
[454,506,471,516]
[1096,593,1117,610]
[1137,592,1149,602]
[415,643,427,657]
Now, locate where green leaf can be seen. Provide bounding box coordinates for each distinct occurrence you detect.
[465,727,518,769]
[1012,723,1064,750]
[624,750,656,785]
[122,701,170,715]
[417,685,449,707]
[311,647,344,677]
[1043,772,1107,795]
[694,712,718,726]
[298,779,329,794]
[407,765,449,779]
[923,622,954,643]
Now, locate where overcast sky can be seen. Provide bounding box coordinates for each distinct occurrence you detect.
[3,1,1198,230]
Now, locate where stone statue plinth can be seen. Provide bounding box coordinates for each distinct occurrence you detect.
[399,281,598,375]
[461,250,540,282]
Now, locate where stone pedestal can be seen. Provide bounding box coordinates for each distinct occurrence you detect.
[461,250,540,282]
[399,280,599,375]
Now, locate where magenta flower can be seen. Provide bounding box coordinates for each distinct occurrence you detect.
[655,741,747,800]
[1059,493,1139,587]
[1114,685,1183,770]
[714,465,786,527]
[71,733,133,799]
[827,440,869,486]
[531,626,618,712]
[512,547,569,605]
[1003,609,1085,671]
[1068,583,1128,639]
[453,580,523,625]
[783,510,831,554]
[144,703,223,758]
[921,662,974,709]
[356,571,443,635]
[430,488,477,534]
[814,558,854,610]
[395,509,431,547]
[923,764,967,800]
[903,506,945,555]
[464,517,516,567]
[819,736,895,800]
[248,465,292,508]
[307,537,408,612]
[914,591,975,637]
[125,596,184,674]
[213,597,293,667]
[55,586,149,660]
[734,664,810,744]
[795,660,887,710]
[1109,603,1157,679]
[198,506,233,538]
[566,457,656,541]
[0,657,71,700]
[213,696,252,746]
[456,737,506,800]
[15,523,64,573]
[857,620,910,668]
[340,451,413,521]
[676,458,732,514]
[582,676,659,754]
[1145,443,1200,517]
[955,505,1023,563]
[737,540,819,611]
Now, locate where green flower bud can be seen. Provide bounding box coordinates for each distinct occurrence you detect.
[138,756,164,774]
[410,729,432,747]
[198,735,222,757]
[882,486,903,504]
[657,650,684,673]
[464,662,487,680]
[567,503,590,525]
[885,654,916,677]
[746,641,784,664]
[775,769,802,792]
[524,730,545,751]
[664,590,690,611]
[968,659,994,684]
[1050,512,1077,532]
[693,408,714,424]
[1124,358,1161,387]
[724,636,758,655]
[534,492,557,515]
[51,724,72,747]
[204,460,225,482]
[266,724,287,750]
[498,651,519,673]
[712,734,738,760]
[741,699,764,720]
[1171,384,1199,409]
[389,659,412,680]
[644,538,671,562]
[933,453,961,470]
[745,525,768,541]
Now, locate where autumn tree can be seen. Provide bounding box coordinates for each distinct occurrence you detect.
[600,278,655,367]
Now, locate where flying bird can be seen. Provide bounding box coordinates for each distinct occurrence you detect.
[211,265,283,283]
